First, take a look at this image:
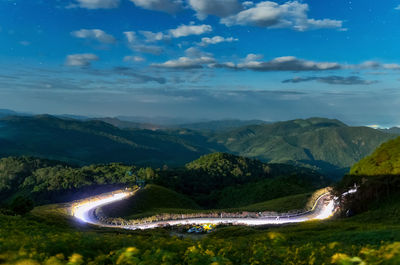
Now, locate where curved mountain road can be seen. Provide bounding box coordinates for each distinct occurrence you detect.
[72,189,340,230]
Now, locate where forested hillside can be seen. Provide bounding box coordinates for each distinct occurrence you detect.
[0,115,220,166]
[0,153,326,209]
[0,115,395,177]
[212,118,395,177]
[336,136,400,214]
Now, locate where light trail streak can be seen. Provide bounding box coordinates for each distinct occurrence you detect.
[73,193,130,223]
[71,189,342,230]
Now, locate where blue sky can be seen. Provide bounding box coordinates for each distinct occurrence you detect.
[1,0,400,126]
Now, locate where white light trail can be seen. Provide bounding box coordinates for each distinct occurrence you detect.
[71,185,360,230]
[73,193,130,223]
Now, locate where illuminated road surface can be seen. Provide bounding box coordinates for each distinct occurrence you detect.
[72,190,341,230]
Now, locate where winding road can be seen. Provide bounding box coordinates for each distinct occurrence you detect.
[71,189,342,230]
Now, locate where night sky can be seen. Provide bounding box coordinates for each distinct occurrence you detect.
[1,0,400,127]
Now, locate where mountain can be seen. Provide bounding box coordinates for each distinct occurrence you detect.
[93,117,163,130]
[0,109,31,118]
[176,119,268,132]
[379,127,400,135]
[0,115,396,177]
[0,115,221,166]
[211,118,396,177]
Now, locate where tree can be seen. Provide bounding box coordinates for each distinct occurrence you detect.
[10,196,34,215]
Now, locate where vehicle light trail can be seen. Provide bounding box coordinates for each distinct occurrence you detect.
[71,189,344,230]
[73,192,131,224]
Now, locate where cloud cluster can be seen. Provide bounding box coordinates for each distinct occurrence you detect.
[122,23,212,54]
[71,29,116,44]
[221,1,344,31]
[198,36,238,46]
[123,31,163,54]
[169,24,212,38]
[129,0,183,14]
[65,54,99,67]
[152,56,215,69]
[140,31,169,42]
[359,61,400,70]
[282,76,378,85]
[214,56,341,72]
[188,0,242,19]
[71,0,120,9]
[70,0,344,32]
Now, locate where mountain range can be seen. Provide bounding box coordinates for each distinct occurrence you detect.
[0,113,398,177]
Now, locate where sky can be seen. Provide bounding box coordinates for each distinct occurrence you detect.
[1,0,400,126]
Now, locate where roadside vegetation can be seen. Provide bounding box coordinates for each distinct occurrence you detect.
[2,136,400,264]
[2,196,400,264]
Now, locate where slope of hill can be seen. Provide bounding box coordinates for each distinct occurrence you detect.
[336,136,400,214]
[93,117,163,130]
[0,115,220,166]
[350,136,400,176]
[156,152,327,208]
[212,118,396,177]
[100,184,201,218]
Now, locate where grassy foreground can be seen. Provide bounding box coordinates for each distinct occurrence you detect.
[2,195,400,264]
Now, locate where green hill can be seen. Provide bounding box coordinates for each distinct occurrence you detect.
[212,118,395,177]
[156,152,327,208]
[350,136,400,176]
[0,115,220,166]
[99,184,200,218]
[336,136,400,214]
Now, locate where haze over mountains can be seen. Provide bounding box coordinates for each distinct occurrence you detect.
[0,111,399,178]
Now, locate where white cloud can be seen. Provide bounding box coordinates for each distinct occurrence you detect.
[140,31,169,42]
[71,0,119,9]
[169,24,212,38]
[214,55,341,71]
[129,0,183,14]
[359,61,400,70]
[242,1,254,8]
[221,1,344,31]
[383,63,400,70]
[71,29,116,44]
[395,4,400,10]
[244,53,263,62]
[198,36,238,46]
[188,0,242,19]
[65,54,99,67]
[123,31,137,43]
[123,55,146,62]
[152,56,215,69]
[124,31,163,54]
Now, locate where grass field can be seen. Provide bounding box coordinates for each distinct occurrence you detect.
[2,195,400,264]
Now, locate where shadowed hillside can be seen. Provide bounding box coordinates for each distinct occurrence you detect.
[0,115,222,166]
[336,136,400,214]
[212,118,396,177]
